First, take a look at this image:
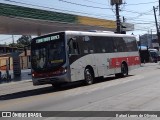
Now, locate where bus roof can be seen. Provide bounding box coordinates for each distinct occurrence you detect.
[65,31,135,38]
[35,30,136,39]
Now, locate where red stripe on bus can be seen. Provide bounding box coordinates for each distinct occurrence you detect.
[109,56,140,68]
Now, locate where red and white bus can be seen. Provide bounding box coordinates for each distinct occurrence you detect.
[31,31,140,87]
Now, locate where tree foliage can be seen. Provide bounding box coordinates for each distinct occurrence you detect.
[9,35,31,48]
[17,35,31,47]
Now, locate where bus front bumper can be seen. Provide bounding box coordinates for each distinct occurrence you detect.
[32,73,70,86]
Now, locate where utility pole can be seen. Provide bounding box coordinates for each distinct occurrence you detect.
[159,0,160,15]
[115,3,121,33]
[153,6,159,36]
[153,6,160,50]
[110,0,122,33]
[12,35,14,44]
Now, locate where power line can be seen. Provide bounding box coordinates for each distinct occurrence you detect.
[134,29,150,31]
[59,0,155,16]
[125,1,158,6]
[125,8,153,20]
[127,15,153,21]
[2,0,155,18]
[129,20,155,24]
[132,22,155,24]
[122,9,153,15]
[135,25,156,30]
[81,0,158,7]
[82,0,108,6]
[59,0,111,10]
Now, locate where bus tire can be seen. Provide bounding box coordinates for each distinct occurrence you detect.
[121,63,128,77]
[84,68,94,85]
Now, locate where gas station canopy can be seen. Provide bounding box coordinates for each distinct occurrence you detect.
[0,3,118,36]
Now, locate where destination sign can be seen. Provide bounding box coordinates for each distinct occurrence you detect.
[36,35,60,43]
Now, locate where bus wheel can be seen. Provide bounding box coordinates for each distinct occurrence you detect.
[121,63,128,77]
[84,68,94,85]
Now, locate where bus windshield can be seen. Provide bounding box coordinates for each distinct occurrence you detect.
[31,33,65,72]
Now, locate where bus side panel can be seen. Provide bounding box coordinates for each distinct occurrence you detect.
[69,54,98,82]
[93,53,110,76]
[108,52,140,74]
[69,52,140,82]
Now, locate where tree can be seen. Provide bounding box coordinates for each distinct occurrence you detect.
[9,35,31,48]
[17,35,31,48]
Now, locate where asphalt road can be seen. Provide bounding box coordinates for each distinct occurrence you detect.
[1,63,160,120]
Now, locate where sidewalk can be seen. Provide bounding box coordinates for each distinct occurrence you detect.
[0,69,32,84]
[0,63,159,84]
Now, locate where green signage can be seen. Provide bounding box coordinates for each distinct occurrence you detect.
[36,35,60,43]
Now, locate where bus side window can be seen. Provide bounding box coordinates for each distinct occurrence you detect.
[68,38,80,55]
[73,41,77,50]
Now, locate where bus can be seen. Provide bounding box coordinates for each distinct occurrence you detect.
[31,31,140,87]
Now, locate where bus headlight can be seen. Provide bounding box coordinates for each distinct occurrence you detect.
[32,73,35,77]
[52,67,67,75]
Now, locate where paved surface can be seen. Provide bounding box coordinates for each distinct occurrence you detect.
[0,63,160,120]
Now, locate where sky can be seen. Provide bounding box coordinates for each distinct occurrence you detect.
[0,0,159,44]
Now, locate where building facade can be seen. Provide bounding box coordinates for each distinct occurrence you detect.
[139,34,158,48]
[0,45,30,71]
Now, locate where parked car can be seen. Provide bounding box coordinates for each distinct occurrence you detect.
[148,49,159,63]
